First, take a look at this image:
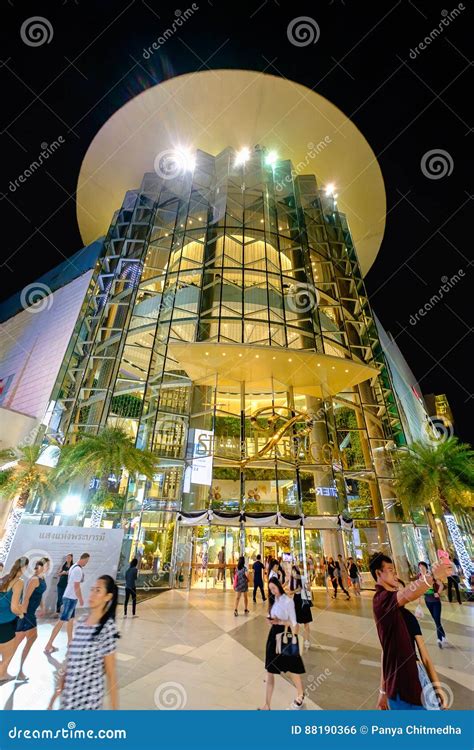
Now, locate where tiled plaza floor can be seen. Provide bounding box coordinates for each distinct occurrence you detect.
[1,589,472,710]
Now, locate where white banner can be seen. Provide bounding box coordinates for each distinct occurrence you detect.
[4,524,124,613]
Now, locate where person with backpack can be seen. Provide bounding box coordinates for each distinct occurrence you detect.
[48,575,119,710]
[233,556,249,616]
[45,552,90,653]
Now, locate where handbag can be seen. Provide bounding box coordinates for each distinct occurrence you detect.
[414,603,424,619]
[275,626,304,657]
[233,571,238,590]
[417,661,440,710]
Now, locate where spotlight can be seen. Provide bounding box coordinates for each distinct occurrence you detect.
[265,150,278,167]
[235,147,251,166]
[61,495,82,515]
[324,183,336,196]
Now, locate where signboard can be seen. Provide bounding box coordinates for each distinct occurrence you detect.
[4,524,124,613]
[191,428,213,486]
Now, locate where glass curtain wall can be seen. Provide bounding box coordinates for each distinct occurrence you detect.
[40,145,413,583]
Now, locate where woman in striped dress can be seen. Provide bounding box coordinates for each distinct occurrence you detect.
[49,575,119,710]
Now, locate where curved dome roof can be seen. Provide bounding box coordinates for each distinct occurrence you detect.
[77,69,386,276]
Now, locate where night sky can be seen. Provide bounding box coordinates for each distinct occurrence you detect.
[1,0,472,441]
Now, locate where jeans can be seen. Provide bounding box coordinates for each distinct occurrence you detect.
[124,587,137,616]
[426,599,445,640]
[253,581,265,601]
[447,576,462,604]
[59,597,77,622]
[388,693,426,710]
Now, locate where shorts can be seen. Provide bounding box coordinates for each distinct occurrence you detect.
[60,597,77,622]
[0,618,18,644]
[16,614,38,633]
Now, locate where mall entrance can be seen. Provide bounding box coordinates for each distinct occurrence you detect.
[174,522,346,591]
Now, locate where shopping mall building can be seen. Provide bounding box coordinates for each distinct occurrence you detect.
[1,71,462,589]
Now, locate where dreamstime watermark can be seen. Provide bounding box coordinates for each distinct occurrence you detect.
[408,269,465,325]
[287,282,319,314]
[275,137,332,192]
[287,16,320,47]
[154,681,187,709]
[285,667,332,707]
[20,282,53,313]
[8,724,127,740]
[409,4,466,59]
[422,680,454,710]
[9,138,65,193]
[420,149,454,180]
[20,16,54,46]
[423,416,454,445]
[143,5,199,59]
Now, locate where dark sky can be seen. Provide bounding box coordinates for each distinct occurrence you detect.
[1,0,472,441]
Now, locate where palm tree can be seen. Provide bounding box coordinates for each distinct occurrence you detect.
[0,445,56,561]
[395,438,474,517]
[56,426,158,527]
[395,437,474,582]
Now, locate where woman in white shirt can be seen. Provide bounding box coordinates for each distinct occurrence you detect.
[259,578,305,710]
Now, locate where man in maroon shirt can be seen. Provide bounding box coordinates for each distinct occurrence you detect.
[370,552,449,710]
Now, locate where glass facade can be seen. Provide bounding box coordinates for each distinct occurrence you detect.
[38,145,427,585]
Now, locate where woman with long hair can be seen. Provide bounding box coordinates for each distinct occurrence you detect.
[418,561,447,648]
[48,575,119,710]
[289,565,312,649]
[55,554,73,615]
[0,556,28,681]
[260,578,305,710]
[233,556,249,616]
[267,559,283,612]
[15,557,50,680]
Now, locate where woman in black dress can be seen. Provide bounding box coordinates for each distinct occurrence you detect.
[260,578,305,710]
[56,553,73,615]
[290,565,312,649]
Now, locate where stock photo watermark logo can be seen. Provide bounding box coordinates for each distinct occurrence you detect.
[287,16,320,47]
[408,269,465,325]
[143,5,199,59]
[409,4,466,59]
[20,16,54,47]
[275,137,332,192]
[154,681,187,709]
[423,416,454,445]
[9,138,65,193]
[420,149,454,180]
[422,680,454,710]
[20,282,53,314]
[287,281,319,314]
[154,149,195,180]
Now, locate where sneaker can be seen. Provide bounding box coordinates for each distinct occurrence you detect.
[304,639,310,650]
[291,694,305,709]
[437,639,443,649]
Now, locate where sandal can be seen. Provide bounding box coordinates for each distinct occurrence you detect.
[244,609,249,614]
[234,609,238,616]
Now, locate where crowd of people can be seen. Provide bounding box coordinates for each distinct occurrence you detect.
[0,546,465,711]
[233,549,461,711]
[0,551,140,710]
